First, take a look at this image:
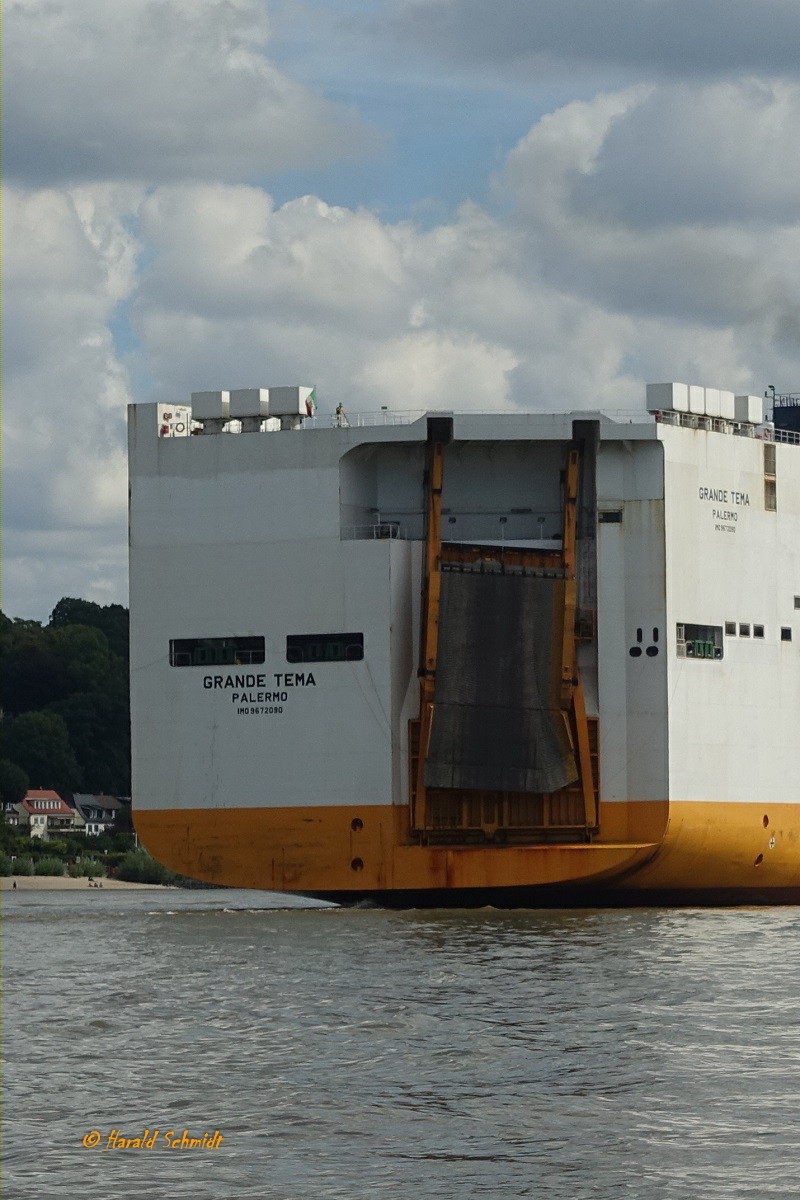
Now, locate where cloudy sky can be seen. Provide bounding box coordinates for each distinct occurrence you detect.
[6,0,800,619]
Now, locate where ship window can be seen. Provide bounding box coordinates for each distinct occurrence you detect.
[286,633,364,664]
[739,623,750,637]
[795,596,800,609]
[764,444,777,511]
[676,623,723,660]
[725,621,737,636]
[169,636,265,667]
[598,510,622,524]
[781,627,792,642]
[753,625,765,639]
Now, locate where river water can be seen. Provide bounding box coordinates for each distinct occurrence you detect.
[4,890,800,1199]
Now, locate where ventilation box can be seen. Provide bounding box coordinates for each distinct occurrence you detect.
[704,387,721,418]
[688,385,705,415]
[734,395,764,424]
[191,390,230,420]
[719,390,735,420]
[645,382,689,413]
[269,386,316,416]
[229,388,270,418]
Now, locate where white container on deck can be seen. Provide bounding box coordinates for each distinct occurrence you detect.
[704,388,721,418]
[269,386,316,416]
[719,390,735,420]
[191,390,230,420]
[646,382,689,413]
[734,394,764,424]
[229,388,271,418]
[688,385,705,415]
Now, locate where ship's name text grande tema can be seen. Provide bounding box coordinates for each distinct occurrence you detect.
[698,486,750,505]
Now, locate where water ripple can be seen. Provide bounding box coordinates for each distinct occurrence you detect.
[5,892,800,1199]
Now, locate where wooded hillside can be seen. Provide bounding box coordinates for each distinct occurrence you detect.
[0,598,130,803]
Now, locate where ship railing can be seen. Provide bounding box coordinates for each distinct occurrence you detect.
[308,410,426,429]
[655,409,753,436]
[194,406,800,445]
[202,410,427,435]
[653,408,800,445]
[345,522,408,540]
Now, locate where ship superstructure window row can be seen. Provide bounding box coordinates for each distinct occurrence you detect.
[169,634,365,666]
[646,619,792,653]
[169,636,266,667]
[286,633,364,664]
[726,622,793,641]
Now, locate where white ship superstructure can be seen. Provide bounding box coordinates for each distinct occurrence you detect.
[128,382,800,902]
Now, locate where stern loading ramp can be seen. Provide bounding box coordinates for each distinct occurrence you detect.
[410,417,598,844]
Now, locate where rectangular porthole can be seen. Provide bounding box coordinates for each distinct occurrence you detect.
[764,444,777,511]
[725,621,736,636]
[753,625,765,639]
[795,596,800,609]
[739,623,750,637]
[781,627,792,642]
[286,633,364,663]
[762,446,777,511]
[169,636,265,667]
[677,622,723,660]
[765,478,777,511]
[598,510,622,523]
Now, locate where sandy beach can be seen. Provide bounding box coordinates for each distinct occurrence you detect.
[2,875,175,891]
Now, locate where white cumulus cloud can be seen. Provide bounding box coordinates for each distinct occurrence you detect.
[4,184,138,615]
[5,0,378,185]
[9,5,800,620]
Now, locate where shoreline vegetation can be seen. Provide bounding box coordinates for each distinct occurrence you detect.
[0,847,190,887]
[1,598,206,890]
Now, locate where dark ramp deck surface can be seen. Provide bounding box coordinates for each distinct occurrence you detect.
[424,570,577,794]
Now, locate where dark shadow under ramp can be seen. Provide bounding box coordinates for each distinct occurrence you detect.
[424,569,577,793]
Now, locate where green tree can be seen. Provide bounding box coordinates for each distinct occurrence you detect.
[51,625,112,693]
[0,624,72,715]
[49,598,129,659]
[48,691,130,793]
[44,838,69,857]
[4,711,82,793]
[0,598,132,800]
[0,759,29,806]
[0,827,35,858]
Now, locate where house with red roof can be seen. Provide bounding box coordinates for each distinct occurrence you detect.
[18,790,76,840]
